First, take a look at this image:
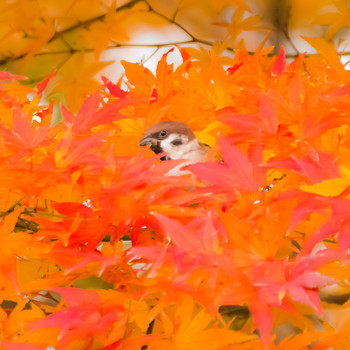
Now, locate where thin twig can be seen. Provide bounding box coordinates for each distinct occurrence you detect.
[47,0,143,44]
[0,0,349,68]
[140,47,161,65]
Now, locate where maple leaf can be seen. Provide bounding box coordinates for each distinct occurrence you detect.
[0,207,24,291]
[148,298,255,350]
[182,43,232,71]
[52,54,113,112]
[29,288,126,350]
[284,250,338,307]
[314,5,350,39]
[87,0,129,60]
[150,212,223,258]
[284,193,350,254]
[51,202,93,218]
[178,0,251,13]
[155,48,175,99]
[0,342,45,350]
[243,252,337,347]
[2,32,350,350]
[0,71,27,81]
[0,104,50,155]
[274,331,325,349]
[249,298,273,348]
[35,71,55,97]
[302,37,346,78]
[217,93,279,136]
[60,92,135,134]
[121,60,155,97]
[54,135,107,182]
[188,136,264,192]
[215,8,262,41]
[0,207,49,293]
[33,202,112,250]
[300,177,350,197]
[101,76,127,99]
[175,305,254,349]
[307,199,350,255]
[286,193,329,234]
[20,18,55,61]
[272,46,287,75]
[266,149,339,184]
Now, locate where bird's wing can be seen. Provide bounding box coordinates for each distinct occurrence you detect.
[200,142,223,162]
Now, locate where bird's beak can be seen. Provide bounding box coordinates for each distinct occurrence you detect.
[139,136,156,146]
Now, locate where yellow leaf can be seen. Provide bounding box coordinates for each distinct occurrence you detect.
[52,54,113,111]
[314,7,350,38]
[314,12,341,25]
[302,37,338,56]
[232,8,245,24]
[302,36,345,75]
[121,60,155,97]
[194,121,223,147]
[300,177,350,197]
[228,9,261,40]
[87,0,129,59]
[0,207,22,237]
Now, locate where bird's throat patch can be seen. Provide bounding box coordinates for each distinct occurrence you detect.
[150,142,169,160]
[150,141,163,154]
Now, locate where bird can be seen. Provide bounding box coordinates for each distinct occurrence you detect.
[139,121,210,175]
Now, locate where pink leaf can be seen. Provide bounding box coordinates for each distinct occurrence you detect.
[250,299,273,348]
[0,71,27,80]
[52,287,100,306]
[61,104,75,124]
[36,70,55,96]
[102,76,127,98]
[220,137,256,188]
[267,150,339,184]
[288,285,322,313]
[11,105,50,150]
[152,213,199,252]
[51,202,93,218]
[189,137,264,192]
[272,46,286,75]
[228,62,243,74]
[73,93,101,133]
[217,107,260,133]
[287,196,328,233]
[0,342,45,350]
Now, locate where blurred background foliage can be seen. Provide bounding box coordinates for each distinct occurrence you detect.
[1,0,350,111]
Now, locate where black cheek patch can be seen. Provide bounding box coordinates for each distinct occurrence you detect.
[171,139,183,146]
[150,142,170,161]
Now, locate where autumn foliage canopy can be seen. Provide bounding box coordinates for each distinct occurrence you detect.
[1,1,350,350]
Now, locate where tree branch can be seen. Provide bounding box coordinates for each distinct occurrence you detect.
[0,0,349,69]
[48,0,143,44]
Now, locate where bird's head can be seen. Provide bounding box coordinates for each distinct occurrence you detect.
[139,121,198,161]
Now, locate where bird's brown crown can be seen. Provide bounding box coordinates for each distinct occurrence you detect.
[144,121,196,141]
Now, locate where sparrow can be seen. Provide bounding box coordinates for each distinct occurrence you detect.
[139,121,210,175]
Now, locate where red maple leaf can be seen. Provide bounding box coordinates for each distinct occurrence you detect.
[29,288,126,350]
[188,136,264,192]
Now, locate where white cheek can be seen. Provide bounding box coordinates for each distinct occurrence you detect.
[161,134,188,153]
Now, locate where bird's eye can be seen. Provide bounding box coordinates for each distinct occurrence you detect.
[159,130,168,138]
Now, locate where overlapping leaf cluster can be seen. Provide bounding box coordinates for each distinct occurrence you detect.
[1,0,350,113]
[1,46,350,349]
